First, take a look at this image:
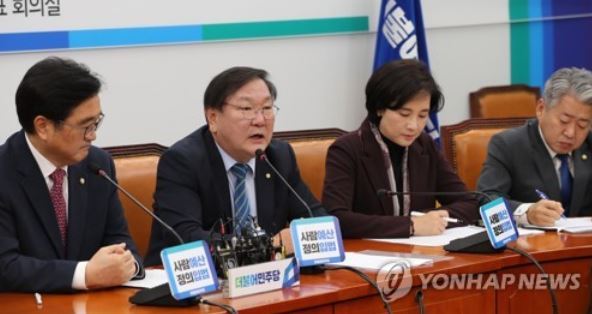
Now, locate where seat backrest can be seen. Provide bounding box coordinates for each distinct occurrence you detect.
[469,84,540,118]
[274,128,347,200]
[104,144,166,257]
[441,118,527,190]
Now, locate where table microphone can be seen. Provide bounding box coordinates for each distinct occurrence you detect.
[376,188,502,253]
[88,163,195,307]
[255,149,314,218]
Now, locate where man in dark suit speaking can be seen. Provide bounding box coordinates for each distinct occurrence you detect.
[0,57,143,292]
[145,67,325,266]
[478,67,592,227]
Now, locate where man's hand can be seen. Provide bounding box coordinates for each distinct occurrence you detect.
[272,228,293,257]
[85,243,136,289]
[527,200,564,227]
[411,210,449,236]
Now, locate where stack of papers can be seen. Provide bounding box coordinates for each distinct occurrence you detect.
[368,226,485,247]
[523,217,592,233]
[327,252,432,270]
[367,225,543,247]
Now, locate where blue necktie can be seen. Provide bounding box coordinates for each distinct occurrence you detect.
[557,154,572,216]
[230,163,252,232]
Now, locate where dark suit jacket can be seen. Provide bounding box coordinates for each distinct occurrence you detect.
[477,119,592,216]
[322,120,479,238]
[0,131,143,292]
[145,126,325,266]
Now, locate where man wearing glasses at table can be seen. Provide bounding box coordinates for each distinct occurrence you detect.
[0,57,144,292]
[145,66,326,266]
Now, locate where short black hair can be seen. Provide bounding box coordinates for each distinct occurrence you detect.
[365,59,443,124]
[16,57,102,134]
[203,66,277,111]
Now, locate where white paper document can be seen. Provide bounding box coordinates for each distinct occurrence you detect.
[122,269,168,288]
[367,226,485,247]
[327,252,432,270]
[523,217,592,233]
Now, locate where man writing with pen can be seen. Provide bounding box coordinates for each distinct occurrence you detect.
[478,67,592,227]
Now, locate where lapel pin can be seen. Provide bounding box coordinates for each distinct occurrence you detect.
[80,178,85,185]
[582,154,588,161]
[265,173,271,179]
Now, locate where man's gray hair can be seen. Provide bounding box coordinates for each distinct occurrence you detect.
[543,67,592,107]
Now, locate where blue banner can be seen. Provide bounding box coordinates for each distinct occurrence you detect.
[373,0,440,145]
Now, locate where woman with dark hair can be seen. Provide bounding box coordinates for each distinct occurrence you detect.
[322,59,478,238]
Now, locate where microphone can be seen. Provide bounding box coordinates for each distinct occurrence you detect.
[88,163,184,244]
[255,149,314,218]
[88,162,192,307]
[376,188,493,203]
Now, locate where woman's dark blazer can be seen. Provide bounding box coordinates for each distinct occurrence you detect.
[322,120,479,238]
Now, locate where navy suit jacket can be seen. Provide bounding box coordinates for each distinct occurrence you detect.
[0,131,143,292]
[478,119,592,216]
[145,126,325,266]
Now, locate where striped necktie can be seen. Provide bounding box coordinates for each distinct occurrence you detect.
[230,163,252,232]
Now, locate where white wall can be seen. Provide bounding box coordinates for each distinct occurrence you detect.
[0,0,512,146]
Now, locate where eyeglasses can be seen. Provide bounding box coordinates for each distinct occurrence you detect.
[58,113,105,138]
[226,103,279,120]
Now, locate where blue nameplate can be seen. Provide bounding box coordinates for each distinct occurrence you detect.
[290,216,345,267]
[480,197,518,249]
[160,241,219,300]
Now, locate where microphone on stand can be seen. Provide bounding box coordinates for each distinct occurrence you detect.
[255,149,314,218]
[376,188,501,253]
[88,163,195,307]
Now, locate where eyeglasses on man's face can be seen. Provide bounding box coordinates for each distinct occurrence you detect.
[57,113,105,138]
[225,103,279,120]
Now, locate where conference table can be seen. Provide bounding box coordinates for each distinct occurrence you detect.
[2,231,591,313]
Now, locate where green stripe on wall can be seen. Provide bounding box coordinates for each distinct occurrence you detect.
[509,0,531,84]
[202,16,368,41]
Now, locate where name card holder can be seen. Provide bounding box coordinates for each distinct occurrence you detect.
[480,197,519,249]
[161,241,219,300]
[223,257,299,298]
[290,216,345,267]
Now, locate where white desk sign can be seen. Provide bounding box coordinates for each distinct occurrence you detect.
[290,216,345,267]
[160,241,219,300]
[223,257,299,298]
[480,197,519,249]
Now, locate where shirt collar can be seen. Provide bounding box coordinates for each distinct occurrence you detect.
[537,126,572,159]
[214,142,256,174]
[25,133,68,178]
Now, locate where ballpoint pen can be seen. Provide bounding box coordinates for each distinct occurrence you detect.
[535,189,566,218]
[410,211,462,224]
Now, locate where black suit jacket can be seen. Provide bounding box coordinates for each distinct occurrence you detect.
[0,131,143,292]
[145,126,325,266]
[477,119,592,216]
[322,120,479,238]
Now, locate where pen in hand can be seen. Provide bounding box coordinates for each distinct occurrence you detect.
[535,189,566,218]
[410,211,462,224]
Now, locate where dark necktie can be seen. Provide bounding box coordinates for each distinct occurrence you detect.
[557,154,572,216]
[49,168,68,244]
[230,163,251,232]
